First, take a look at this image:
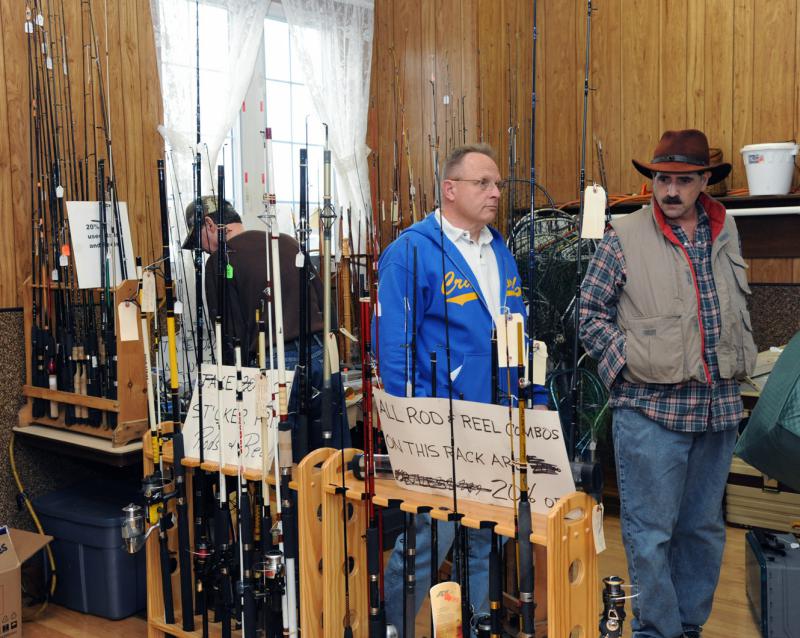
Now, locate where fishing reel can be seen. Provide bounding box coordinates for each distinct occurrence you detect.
[121,503,154,554]
[599,575,627,638]
[120,471,176,554]
[472,612,492,638]
[253,550,286,616]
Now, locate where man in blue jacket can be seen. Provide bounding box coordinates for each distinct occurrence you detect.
[376,143,548,633]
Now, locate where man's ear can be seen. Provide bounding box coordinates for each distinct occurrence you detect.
[442,179,456,203]
[700,171,712,190]
[203,215,216,231]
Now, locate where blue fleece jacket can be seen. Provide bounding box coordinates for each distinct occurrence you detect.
[375,213,548,405]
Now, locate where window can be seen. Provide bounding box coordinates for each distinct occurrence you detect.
[264,11,329,248]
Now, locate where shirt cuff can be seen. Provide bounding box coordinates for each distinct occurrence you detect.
[597,333,626,389]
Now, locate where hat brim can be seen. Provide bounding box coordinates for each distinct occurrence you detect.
[181,230,198,251]
[632,159,732,185]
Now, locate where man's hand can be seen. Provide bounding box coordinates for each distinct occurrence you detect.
[533,404,548,411]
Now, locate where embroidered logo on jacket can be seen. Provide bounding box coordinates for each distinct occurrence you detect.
[506,276,522,297]
[441,271,479,305]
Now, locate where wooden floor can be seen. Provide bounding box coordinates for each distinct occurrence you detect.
[24,515,761,637]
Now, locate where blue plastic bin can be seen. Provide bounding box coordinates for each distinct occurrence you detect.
[33,479,146,619]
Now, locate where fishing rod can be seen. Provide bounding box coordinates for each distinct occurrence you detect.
[526,0,540,395]
[403,246,418,638]
[391,50,401,240]
[429,75,469,628]
[360,296,390,638]
[568,0,594,461]
[190,3,213,629]
[488,328,502,638]
[158,159,195,631]
[26,4,49,420]
[258,126,292,637]
[128,257,174,627]
[233,341,256,638]
[96,158,112,425]
[56,0,81,199]
[266,148,299,638]
[214,165,233,638]
[257,300,283,636]
[296,143,311,461]
[86,0,128,280]
[516,322,536,637]
[31,1,62,422]
[428,348,439,638]
[507,27,517,231]
[320,126,335,444]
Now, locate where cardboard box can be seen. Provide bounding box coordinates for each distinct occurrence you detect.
[0,526,52,637]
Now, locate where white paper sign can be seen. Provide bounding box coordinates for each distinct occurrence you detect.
[182,363,294,473]
[375,389,575,514]
[66,200,136,289]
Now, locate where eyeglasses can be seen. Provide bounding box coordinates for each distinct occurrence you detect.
[447,177,508,192]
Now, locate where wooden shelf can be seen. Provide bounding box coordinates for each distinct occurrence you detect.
[18,277,148,447]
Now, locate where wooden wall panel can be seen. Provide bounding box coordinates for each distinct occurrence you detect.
[749,258,796,284]
[659,0,689,131]
[592,0,622,193]
[0,5,17,308]
[621,0,659,194]
[0,0,163,309]
[704,0,734,165]
[368,0,800,251]
[752,0,796,142]
[732,0,755,184]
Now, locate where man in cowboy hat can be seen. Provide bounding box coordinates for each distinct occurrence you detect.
[579,129,757,638]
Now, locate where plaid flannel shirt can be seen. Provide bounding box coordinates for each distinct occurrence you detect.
[579,205,742,433]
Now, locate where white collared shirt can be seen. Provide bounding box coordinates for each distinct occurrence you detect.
[436,210,501,318]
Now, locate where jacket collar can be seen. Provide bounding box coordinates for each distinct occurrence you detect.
[408,213,508,314]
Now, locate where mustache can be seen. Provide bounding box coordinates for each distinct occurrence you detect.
[661,196,682,205]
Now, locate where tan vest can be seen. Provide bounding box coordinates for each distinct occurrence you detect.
[610,203,756,384]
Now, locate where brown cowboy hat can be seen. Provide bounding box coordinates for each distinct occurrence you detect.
[632,129,732,185]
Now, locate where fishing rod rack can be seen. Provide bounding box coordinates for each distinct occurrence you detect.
[142,438,598,637]
[18,277,148,446]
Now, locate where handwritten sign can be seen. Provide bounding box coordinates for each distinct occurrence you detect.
[183,363,294,473]
[374,389,575,514]
[66,201,136,289]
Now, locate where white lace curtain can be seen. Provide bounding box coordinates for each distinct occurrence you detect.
[282,0,375,248]
[149,0,269,215]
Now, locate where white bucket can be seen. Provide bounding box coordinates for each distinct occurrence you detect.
[740,142,798,195]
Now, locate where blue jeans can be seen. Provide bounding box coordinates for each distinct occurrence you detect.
[278,336,351,458]
[612,408,737,638]
[384,513,497,636]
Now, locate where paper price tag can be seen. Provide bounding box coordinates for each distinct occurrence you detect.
[592,503,606,554]
[326,332,340,376]
[581,184,606,240]
[255,372,269,419]
[118,301,139,342]
[141,270,156,313]
[495,312,525,367]
[174,300,183,315]
[531,340,548,386]
[295,251,304,268]
[430,581,461,638]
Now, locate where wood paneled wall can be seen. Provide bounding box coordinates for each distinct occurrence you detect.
[0,1,163,308]
[368,0,800,241]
